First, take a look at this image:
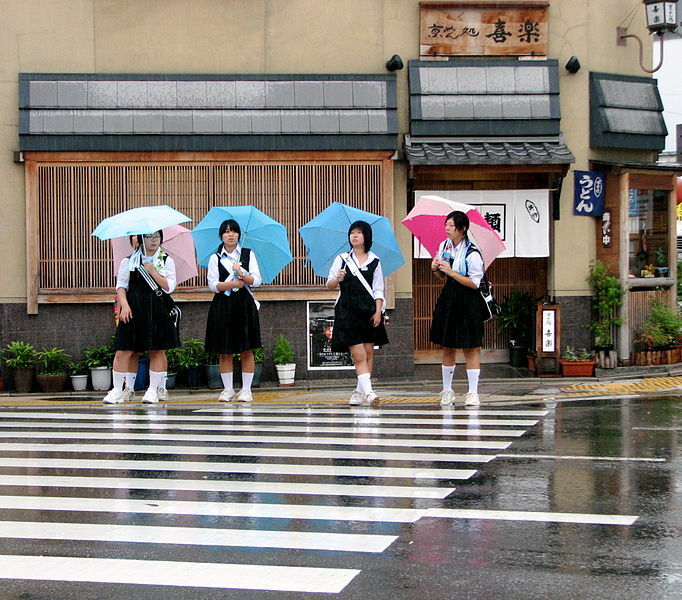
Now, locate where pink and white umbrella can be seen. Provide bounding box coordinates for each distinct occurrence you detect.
[401,195,506,268]
[111,224,198,285]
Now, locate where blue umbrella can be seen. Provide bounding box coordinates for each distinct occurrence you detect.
[92,205,192,240]
[191,206,293,284]
[299,202,405,277]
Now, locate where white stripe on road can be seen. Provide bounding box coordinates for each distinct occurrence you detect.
[0,431,513,449]
[426,508,638,526]
[497,453,666,463]
[0,494,424,523]
[0,442,495,464]
[0,411,538,427]
[0,456,477,480]
[0,474,454,499]
[195,407,550,416]
[632,426,682,431]
[0,519,396,553]
[0,555,359,593]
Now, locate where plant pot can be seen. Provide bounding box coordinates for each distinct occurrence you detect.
[134,356,149,391]
[37,373,68,393]
[70,374,88,391]
[186,366,201,389]
[12,367,34,393]
[526,354,536,374]
[559,360,596,377]
[90,366,112,391]
[275,363,296,386]
[654,267,669,277]
[253,363,263,387]
[206,364,222,388]
[165,372,176,389]
[0,376,4,393]
[509,345,528,368]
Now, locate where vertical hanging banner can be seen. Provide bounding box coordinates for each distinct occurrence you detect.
[573,170,605,216]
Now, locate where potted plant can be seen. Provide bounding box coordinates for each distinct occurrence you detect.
[559,346,596,377]
[654,247,669,278]
[68,360,89,391]
[633,299,682,365]
[165,347,181,389]
[586,260,624,354]
[252,347,264,387]
[35,347,71,393]
[272,334,296,386]
[1,341,37,393]
[205,352,222,389]
[177,338,207,388]
[496,290,537,368]
[82,343,115,391]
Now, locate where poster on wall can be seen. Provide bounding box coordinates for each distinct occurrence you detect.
[307,301,354,370]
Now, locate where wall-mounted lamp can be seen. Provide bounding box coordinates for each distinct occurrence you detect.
[385,55,404,72]
[617,0,678,73]
[565,56,581,73]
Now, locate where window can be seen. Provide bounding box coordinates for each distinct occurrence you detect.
[628,188,669,278]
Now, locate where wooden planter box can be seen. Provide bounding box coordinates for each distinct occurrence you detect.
[559,360,596,377]
[631,348,682,366]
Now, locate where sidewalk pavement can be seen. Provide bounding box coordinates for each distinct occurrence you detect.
[2,363,682,406]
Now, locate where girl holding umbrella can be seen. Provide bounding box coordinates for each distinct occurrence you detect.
[103,230,180,404]
[326,220,388,405]
[205,219,262,403]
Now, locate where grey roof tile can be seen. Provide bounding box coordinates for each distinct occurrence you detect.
[235,81,265,108]
[43,110,74,133]
[206,81,236,108]
[425,68,457,94]
[529,96,551,118]
[310,110,340,133]
[323,81,353,107]
[444,96,474,119]
[514,66,548,93]
[103,111,134,133]
[252,110,282,133]
[177,81,207,108]
[192,110,223,133]
[353,81,384,107]
[367,110,388,133]
[163,110,193,133]
[420,96,445,119]
[73,109,104,133]
[486,67,515,94]
[294,81,324,107]
[473,96,502,118]
[118,81,147,108]
[501,96,531,118]
[133,110,163,133]
[30,81,58,107]
[222,110,251,133]
[57,81,87,107]
[339,110,369,133]
[457,67,487,93]
[147,81,177,108]
[88,81,117,108]
[28,110,45,134]
[604,107,667,135]
[281,110,311,133]
[266,81,295,107]
[600,79,659,109]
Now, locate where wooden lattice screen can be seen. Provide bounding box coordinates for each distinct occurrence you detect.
[35,162,384,294]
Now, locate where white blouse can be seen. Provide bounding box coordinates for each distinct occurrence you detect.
[116,249,177,294]
[327,250,385,302]
[437,239,484,288]
[207,244,262,294]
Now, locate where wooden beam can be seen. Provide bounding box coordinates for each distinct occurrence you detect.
[25,160,39,314]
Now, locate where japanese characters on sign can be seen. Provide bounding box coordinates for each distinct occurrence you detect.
[542,309,555,353]
[573,170,605,217]
[419,2,548,57]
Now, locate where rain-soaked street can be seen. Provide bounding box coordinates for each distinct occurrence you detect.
[0,394,679,599]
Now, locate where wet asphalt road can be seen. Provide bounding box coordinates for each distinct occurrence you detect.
[0,395,679,599]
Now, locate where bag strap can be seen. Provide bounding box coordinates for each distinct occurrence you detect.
[340,252,375,301]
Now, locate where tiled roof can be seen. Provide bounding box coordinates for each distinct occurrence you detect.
[403,139,575,166]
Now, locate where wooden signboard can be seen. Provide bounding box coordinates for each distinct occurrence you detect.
[535,303,561,377]
[419,1,549,57]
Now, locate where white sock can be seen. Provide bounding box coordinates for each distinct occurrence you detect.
[466,369,480,394]
[159,371,167,390]
[148,370,163,391]
[241,372,254,391]
[112,371,126,391]
[357,372,372,394]
[220,372,234,392]
[442,365,455,391]
[124,372,136,390]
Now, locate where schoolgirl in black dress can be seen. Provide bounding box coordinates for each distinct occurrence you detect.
[103,230,180,405]
[327,220,388,405]
[205,219,262,403]
[429,210,484,407]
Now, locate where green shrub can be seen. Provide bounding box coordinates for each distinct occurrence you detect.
[35,347,71,375]
[82,343,115,368]
[561,346,593,361]
[1,341,37,369]
[272,335,294,365]
[636,299,682,349]
[586,260,624,346]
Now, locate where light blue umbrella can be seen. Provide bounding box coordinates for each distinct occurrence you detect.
[191,206,293,284]
[299,202,405,278]
[92,205,192,240]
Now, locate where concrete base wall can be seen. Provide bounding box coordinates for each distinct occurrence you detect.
[554,295,592,352]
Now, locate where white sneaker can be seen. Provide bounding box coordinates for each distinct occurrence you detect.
[440,389,455,406]
[218,389,235,402]
[465,392,480,407]
[349,390,363,405]
[121,388,135,403]
[237,389,253,403]
[156,388,168,402]
[363,391,378,405]
[103,389,124,404]
[142,389,158,404]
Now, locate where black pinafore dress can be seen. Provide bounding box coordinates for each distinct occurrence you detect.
[114,262,181,352]
[429,244,484,349]
[205,248,262,355]
[330,256,389,353]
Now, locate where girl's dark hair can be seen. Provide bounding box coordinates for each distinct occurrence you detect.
[218,219,241,239]
[445,210,469,236]
[136,229,164,246]
[348,220,372,252]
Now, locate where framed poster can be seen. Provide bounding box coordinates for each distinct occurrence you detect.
[307,301,354,370]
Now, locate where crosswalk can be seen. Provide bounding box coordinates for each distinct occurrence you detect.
[0,403,637,595]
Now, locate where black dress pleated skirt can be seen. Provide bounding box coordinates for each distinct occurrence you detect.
[205,289,262,355]
[114,270,181,352]
[429,277,484,349]
[330,258,389,353]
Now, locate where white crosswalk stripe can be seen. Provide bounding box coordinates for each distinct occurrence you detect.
[0,405,636,594]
